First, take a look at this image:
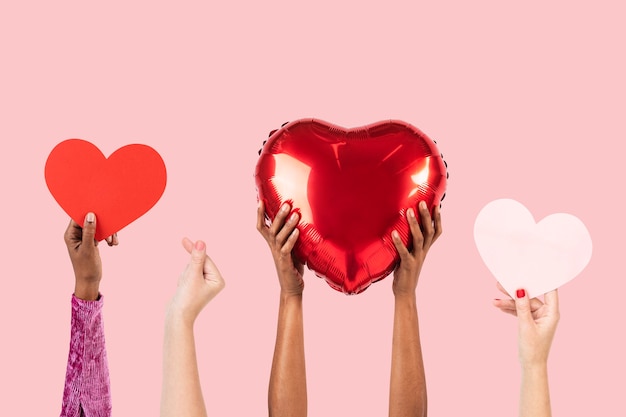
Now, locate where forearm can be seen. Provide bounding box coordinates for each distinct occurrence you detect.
[389,294,426,417]
[160,313,207,417]
[520,363,551,417]
[61,294,111,417]
[269,293,307,417]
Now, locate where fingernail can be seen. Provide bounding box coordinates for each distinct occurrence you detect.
[407,208,415,218]
[516,289,525,299]
[281,203,289,213]
[195,240,205,251]
[86,212,95,223]
[289,213,299,222]
[419,201,427,210]
[392,230,399,239]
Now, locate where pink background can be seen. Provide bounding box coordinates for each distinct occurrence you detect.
[1,1,623,415]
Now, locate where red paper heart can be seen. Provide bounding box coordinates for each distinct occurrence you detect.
[45,139,167,241]
[255,119,447,294]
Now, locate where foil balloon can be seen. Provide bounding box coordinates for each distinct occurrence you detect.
[255,119,447,294]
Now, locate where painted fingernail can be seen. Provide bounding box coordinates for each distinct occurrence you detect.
[195,240,205,251]
[86,212,95,223]
[419,201,427,210]
[516,289,525,299]
[407,208,415,218]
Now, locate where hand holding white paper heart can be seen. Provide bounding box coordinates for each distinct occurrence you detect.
[474,199,592,299]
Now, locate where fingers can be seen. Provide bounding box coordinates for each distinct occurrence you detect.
[391,230,411,262]
[81,212,97,248]
[256,200,266,235]
[417,201,435,249]
[432,204,443,244]
[269,202,291,239]
[64,218,80,245]
[406,207,424,252]
[496,281,513,298]
[494,297,544,313]
[276,211,300,247]
[258,201,300,253]
[190,240,207,269]
[182,237,194,254]
[492,299,519,316]
[105,233,118,247]
[281,228,299,257]
[544,288,559,310]
[203,254,226,289]
[514,289,534,325]
[544,289,560,324]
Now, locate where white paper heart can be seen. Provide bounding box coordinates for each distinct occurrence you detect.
[474,199,592,299]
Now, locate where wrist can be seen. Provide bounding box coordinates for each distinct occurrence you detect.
[520,359,549,372]
[280,291,303,304]
[165,308,196,329]
[393,291,417,305]
[74,281,101,301]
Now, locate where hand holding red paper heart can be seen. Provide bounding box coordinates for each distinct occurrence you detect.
[64,212,118,300]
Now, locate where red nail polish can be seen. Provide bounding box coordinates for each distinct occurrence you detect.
[516,289,525,299]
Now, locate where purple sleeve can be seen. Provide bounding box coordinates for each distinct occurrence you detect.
[60,294,112,417]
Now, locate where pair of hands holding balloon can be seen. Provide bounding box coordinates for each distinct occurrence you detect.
[65,212,225,325]
[256,199,443,298]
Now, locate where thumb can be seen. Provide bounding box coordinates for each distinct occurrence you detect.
[82,212,97,247]
[514,288,534,324]
[190,240,207,270]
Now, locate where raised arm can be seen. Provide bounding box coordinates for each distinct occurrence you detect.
[61,212,118,417]
[160,238,225,417]
[494,285,559,417]
[389,202,442,417]
[257,201,307,417]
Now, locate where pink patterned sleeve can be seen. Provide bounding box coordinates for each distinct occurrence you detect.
[60,294,112,417]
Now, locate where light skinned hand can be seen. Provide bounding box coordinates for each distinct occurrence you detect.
[168,238,226,325]
[493,282,560,367]
[391,201,442,298]
[64,212,118,300]
[257,200,304,297]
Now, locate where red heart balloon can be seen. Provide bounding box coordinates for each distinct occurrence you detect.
[45,139,167,241]
[255,119,448,294]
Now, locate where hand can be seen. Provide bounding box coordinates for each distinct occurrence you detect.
[257,201,304,297]
[168,238,226,325]
[64,212,118,300]
[391,201,442,298]
[493,283,560,367]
